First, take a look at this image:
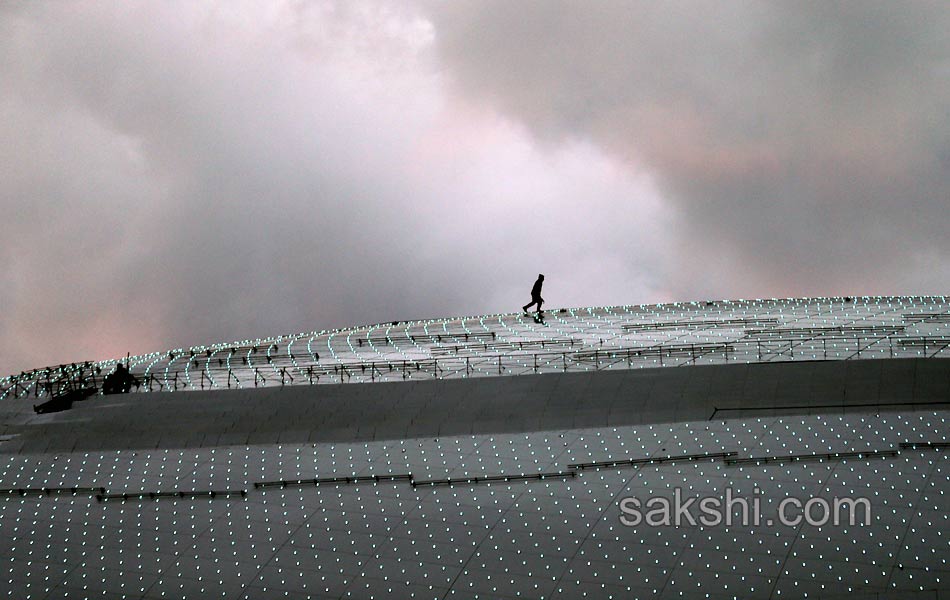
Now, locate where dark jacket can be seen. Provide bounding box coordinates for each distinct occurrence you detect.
[531,278,543,298]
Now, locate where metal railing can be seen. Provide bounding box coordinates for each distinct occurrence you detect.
[3,329,949,400]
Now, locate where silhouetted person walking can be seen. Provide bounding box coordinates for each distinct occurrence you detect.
[522,274,545,314]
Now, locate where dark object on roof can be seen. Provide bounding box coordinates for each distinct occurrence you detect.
[34,386,96,414]
[102,364,138,395]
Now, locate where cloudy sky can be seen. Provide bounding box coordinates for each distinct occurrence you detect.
[1,1,948,375]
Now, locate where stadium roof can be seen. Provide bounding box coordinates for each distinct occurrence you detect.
[0,296,948,599]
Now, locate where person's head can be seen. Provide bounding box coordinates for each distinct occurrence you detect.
[538,274,544,280]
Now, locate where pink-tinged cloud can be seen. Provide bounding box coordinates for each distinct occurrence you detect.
[2,1,949,374]
[0,1,669,375]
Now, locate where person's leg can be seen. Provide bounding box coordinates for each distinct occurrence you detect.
[527,295,542,312]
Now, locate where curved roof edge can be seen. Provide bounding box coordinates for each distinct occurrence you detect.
[3,295,949,400]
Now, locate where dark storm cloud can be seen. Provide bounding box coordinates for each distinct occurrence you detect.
[1,2,665,374]
[426,1,950,298]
